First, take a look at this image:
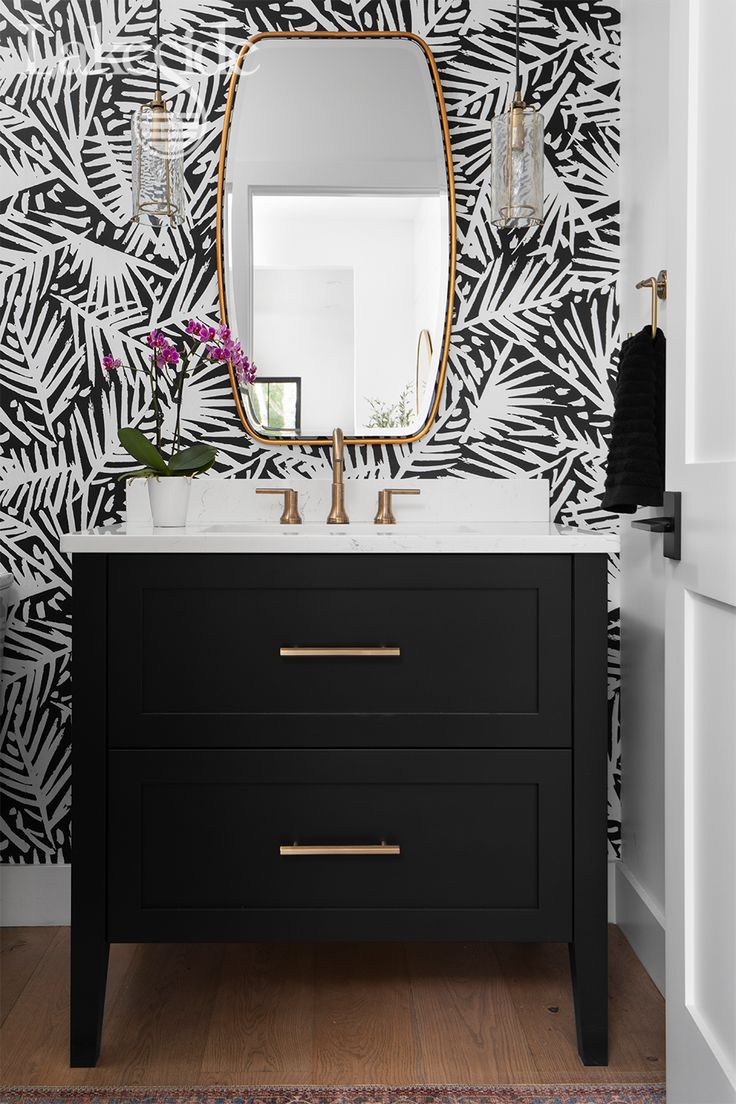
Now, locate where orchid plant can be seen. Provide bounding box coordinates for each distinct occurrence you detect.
[103,320,256,479]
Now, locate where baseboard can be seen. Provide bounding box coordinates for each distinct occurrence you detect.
[607,858,617,923]
[0,863,71,925]
[615,861,666,995]
[0,859,621,929]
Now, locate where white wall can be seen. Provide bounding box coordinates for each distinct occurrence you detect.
[617,0,670,995]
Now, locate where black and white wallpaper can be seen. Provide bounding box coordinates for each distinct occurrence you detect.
[0,0,621,864]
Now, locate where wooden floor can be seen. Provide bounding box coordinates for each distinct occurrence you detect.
[0,926,665,1088]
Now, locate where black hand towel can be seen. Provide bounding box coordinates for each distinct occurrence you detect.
[602,325,666,514]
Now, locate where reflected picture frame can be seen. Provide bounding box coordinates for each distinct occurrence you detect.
[248,376,302,436]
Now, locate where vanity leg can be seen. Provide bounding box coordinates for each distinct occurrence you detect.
[569,932,608,1065]
[571,554,609,1066]
[70,554,109,1067]
[70,933,109,1067]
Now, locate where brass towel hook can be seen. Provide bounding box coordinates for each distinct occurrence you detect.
[635,269,668,338]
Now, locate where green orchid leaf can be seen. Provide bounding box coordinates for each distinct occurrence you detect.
[168,443,217,473]
[118,428,169,474]
[194,454,217,477]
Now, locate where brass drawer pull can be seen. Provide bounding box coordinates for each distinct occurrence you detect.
[279,646,400,658]
[279,843,401,856]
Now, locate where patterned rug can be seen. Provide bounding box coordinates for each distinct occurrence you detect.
[0,1086,667,1104]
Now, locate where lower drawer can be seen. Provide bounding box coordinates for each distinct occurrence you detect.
[107,749,572,942]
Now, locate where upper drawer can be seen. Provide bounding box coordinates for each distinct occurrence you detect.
[107,553,572,748]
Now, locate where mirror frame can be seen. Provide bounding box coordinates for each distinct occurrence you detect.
[216,31,456,448]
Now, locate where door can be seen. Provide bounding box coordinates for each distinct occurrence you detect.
[665,2,736,1100]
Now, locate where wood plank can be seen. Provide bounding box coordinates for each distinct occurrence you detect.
[310,943,418,1085]
[82,943,224,1086]
[0,926,57,1025]
[493,939,585,1079]
[76,942,144,1086]
[0,928,665,1087]
[606,926,666,1078]
[1,932,139,1087]
[495,928,665,1084]
[199,943,314,1084]
[0,928,72,1084]
[407,942,537,1084]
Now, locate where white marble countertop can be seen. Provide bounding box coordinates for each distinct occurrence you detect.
[61,521,619,555]
[62,479,619,554]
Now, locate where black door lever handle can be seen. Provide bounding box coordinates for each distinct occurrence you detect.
[631,516,675,533]
[630,491,681,560]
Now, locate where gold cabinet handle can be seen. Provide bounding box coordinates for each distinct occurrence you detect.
[280,843,400,856]
[279,646,400,658]
[374,488,420,525]
[256,486,302,525]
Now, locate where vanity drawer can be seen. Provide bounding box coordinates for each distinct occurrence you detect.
[107,554,572,748]
[107,748,572,942]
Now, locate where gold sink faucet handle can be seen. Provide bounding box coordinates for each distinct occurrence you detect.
[256,486,302,525]
[374,488,420,525]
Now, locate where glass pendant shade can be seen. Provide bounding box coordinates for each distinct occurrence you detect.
[491,96,544,229]
[132,91,186,226]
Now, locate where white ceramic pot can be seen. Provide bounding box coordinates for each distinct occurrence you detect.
[147,477,192,528]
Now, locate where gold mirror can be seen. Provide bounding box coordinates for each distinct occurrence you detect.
[217,32,455,447]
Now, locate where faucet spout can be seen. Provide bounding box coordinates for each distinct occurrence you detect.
[332,426,344,466]
[327,427,349,524]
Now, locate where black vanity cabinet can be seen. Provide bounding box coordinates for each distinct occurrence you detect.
[71,552,608,1067]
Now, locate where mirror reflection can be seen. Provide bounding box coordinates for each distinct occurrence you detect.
[220,35,454,443]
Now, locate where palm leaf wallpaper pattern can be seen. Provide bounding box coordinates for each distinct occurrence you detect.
[0,0,621,864]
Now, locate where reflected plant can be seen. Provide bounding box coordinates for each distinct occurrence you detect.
[102,321,256,478]
[365,382,415,429]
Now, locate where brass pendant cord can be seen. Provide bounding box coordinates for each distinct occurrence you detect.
[155,0,161,94]
[515,0,520,96]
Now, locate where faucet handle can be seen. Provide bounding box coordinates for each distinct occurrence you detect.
[374,488,420,526]
[256,487,302,525]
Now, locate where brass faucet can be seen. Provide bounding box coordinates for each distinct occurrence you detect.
[327,427,349,524]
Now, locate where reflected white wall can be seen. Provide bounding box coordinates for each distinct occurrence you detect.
[252,266,354,434]
[251,194,446,435]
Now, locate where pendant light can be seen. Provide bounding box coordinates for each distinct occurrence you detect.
[131,0,186,226]
[491,0,544,229]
